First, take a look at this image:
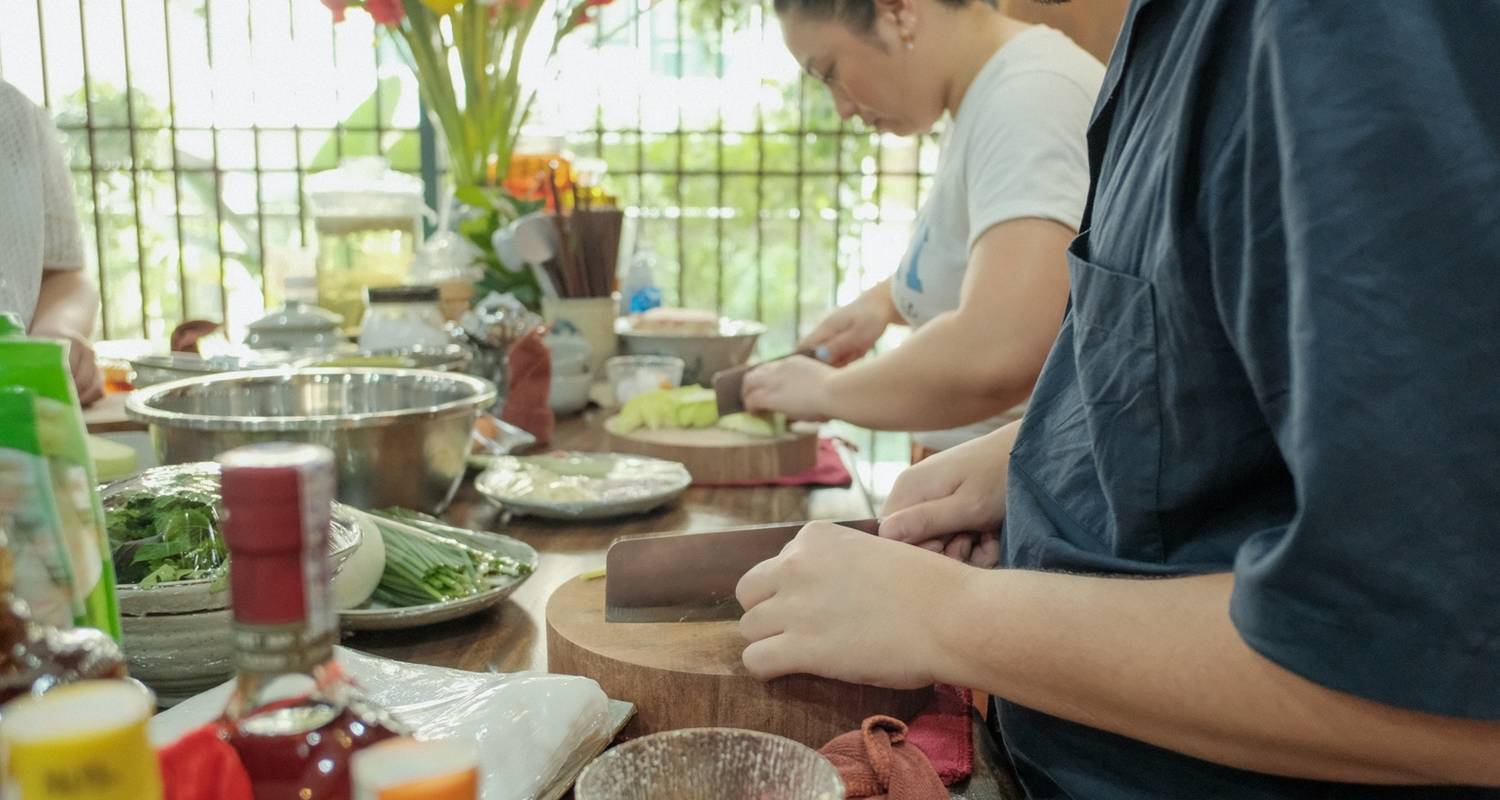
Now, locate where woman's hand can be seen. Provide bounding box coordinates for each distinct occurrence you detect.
[31,326,103,406]
[742,355,835,421]
[879,424,1017,548]
[797,286,895,367]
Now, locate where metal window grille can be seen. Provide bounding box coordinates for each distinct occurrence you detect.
[0,0,936,487]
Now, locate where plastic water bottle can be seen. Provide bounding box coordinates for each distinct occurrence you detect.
[619,247,663,316]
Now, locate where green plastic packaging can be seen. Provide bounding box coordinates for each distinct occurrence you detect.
[0,313,122,641]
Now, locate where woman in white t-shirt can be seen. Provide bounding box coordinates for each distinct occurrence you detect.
[743,0,1103,457]
[0,81,103,404]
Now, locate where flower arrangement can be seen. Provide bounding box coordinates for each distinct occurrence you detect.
[322,0,613,190]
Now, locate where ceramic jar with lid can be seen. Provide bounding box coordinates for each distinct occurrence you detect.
[244,297,345,353]
[359,286,451,352]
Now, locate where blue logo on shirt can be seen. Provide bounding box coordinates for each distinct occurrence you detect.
[903,227,928,294]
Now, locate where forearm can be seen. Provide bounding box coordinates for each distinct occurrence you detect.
[938,570,1500,785]
[29,270,98,339]
[822,311,1036,431]
[858,277,902,326]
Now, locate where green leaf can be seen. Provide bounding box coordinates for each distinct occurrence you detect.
[454,184,495,210]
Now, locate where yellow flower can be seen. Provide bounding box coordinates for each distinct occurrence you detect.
[421,0,463,15]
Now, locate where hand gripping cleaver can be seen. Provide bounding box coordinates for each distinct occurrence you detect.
[604,519,880,622]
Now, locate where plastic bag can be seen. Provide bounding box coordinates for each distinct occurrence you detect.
[150,647,615,800]
[102,463,363,589]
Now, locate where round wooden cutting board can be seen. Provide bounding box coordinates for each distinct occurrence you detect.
[602,416,819,483]
[546,574,933,747]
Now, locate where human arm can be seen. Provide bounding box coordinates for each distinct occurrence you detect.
[736,529,1500,785]
[29,269,102,404]
[22,92,101,404]
[742,218,1070,427]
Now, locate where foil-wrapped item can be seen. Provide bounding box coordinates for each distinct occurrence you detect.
[459,293,545,399]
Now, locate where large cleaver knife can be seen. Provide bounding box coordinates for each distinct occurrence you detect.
[604,519,880,622]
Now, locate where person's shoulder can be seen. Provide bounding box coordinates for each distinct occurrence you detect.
[993,26,1105,100]
[0,81,43,119]
[962,26,1103,127]
[0,82,48,144]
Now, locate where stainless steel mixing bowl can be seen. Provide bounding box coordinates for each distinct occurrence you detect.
[125,368,496,512]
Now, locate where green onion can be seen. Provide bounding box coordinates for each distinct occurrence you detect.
[365,510,531,608]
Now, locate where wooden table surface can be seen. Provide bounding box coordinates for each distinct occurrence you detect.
[348,408,875,673]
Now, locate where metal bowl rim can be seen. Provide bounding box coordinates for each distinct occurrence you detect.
[615,318,768,340]
[124,367,497,432]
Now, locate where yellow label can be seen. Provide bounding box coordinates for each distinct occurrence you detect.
[5,718,162,800]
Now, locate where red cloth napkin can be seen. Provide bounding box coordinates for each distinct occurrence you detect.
[904,684,975,785]
[158,723,253,800]
[820,715,948,800]
[693,438,852,488]
[500,328,555,447]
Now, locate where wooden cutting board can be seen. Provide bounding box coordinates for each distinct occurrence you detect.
[602,416,819,483]
[546,574,932,747]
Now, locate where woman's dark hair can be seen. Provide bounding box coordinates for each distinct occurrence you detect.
[773,0,1000,34]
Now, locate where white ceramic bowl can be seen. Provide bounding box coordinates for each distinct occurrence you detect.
[545,334,593,377]
[550,371,594,415]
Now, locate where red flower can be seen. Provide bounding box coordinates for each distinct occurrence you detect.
[321,0,349,22]
[365,0,406,27]
[585,0,614,6]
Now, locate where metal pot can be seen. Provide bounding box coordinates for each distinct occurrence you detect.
[125,368,496,513]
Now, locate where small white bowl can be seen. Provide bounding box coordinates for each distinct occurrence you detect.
[550,371,594,415]
[546,334,593,377]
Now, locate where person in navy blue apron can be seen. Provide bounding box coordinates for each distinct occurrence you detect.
[736,2,1500,797]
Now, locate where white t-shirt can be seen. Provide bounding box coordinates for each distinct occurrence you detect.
[890,25,1102,451]
[0,82,86,330]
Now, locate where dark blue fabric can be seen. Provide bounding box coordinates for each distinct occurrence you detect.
[997,1,1500,797]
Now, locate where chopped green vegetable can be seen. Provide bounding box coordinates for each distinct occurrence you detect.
[105,493,226,587]
[615,386,720,434]
[367,510,532,608]
[716,411,787,439]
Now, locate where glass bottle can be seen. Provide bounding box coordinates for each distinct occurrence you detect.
[308,158,425,332]
[215,443,403,800]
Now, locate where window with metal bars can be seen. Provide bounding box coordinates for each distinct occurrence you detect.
[0,0,935,476]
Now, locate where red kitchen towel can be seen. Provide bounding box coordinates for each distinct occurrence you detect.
[500,328,555,446]
[904,684,975,785]
[820,715,948,800]
[693,438,852,487]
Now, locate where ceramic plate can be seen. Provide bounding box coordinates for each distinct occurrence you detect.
[339,526,539,631]
[474,452,691,520]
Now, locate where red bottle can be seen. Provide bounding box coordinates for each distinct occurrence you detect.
[215,443,403,800]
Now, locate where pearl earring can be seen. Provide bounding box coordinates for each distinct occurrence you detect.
[902,34,914,50]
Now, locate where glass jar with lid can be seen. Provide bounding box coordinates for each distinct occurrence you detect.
[358,286,451,353]
[308,157,427,332]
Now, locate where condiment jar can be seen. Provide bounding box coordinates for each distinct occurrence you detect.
[358,286,451,352]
